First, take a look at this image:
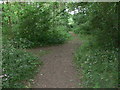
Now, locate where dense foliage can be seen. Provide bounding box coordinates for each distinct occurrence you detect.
[74,35,118,88]
[71,2,119,88]
[2,2,119,88]
[2,2,70,48]
[2,2,70,88]
[2,38,43,88]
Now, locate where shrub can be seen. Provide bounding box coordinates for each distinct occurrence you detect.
[74,35,118,88]
[17,4,70,47]
[2,40,42,88]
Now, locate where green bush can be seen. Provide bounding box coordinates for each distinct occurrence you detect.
[71,3,119,88]
[17,26,70,47]
[2,40,42,88]
[73,21,92,35]
[46,26,70,44]
[74,35,118,88]
[16,4,69,47]
[2,3,70,48]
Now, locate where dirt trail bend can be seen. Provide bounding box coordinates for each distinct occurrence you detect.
[28,35,82,88]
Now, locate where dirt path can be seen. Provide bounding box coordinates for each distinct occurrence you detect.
[27,35,82,88]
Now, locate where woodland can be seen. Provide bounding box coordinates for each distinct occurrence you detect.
[1,2,119,88]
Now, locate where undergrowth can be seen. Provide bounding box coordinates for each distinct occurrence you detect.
[74,34,118,88]
[2,39,43,88]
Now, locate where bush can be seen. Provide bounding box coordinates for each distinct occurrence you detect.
[2,40,42,88]
[46,26,70,44]
[17,4,70,47]
[73,21,92,35]
[19,24,70,47]
[74,35,118,88]
[2,3,70,48]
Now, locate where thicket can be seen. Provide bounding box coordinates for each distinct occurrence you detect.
[2,39,42,88]
[2,2,70,48]
[2,2,70,88]
[2,2,119,88]
[71,3,119,88]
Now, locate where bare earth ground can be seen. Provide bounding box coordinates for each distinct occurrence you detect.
[27,34,82,88]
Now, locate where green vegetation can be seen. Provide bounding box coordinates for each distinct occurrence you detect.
[2,2,70,48]
[2,2,70,88]
[1,2,119,88]
[2,39,43,88]
[74,35,118,88]
[72,3,119,88]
